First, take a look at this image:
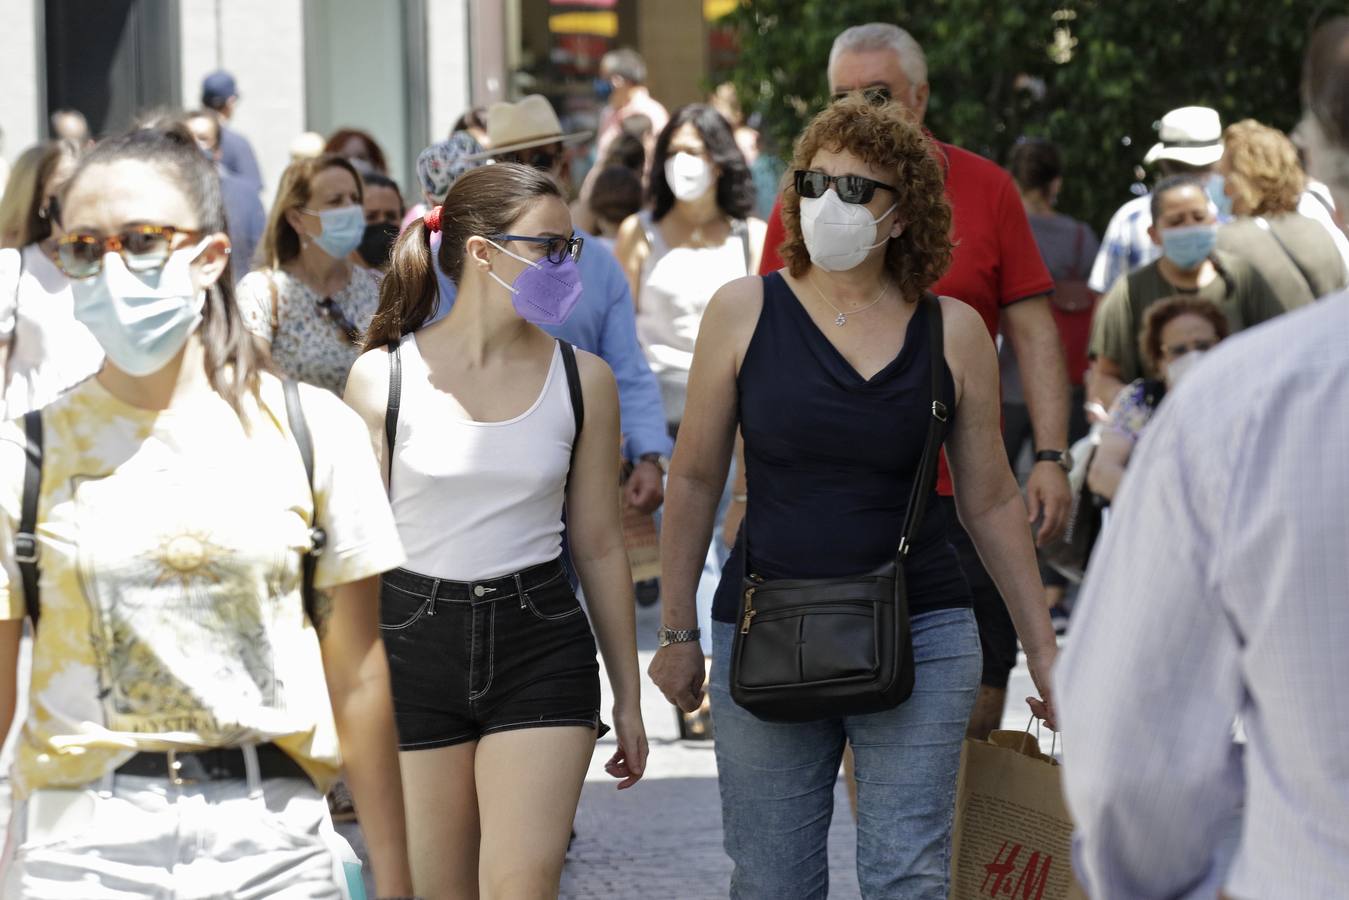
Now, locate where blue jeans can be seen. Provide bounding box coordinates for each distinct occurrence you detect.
[710,607,981,899]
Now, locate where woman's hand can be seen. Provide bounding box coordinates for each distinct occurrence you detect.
[648,641,706,713]
[604,700,649,790]
[1024,644,1059,731]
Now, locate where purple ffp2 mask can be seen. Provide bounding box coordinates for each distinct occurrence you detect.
[486,240,583,327]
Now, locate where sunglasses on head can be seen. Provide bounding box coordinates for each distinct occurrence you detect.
[491,233,584,265]
[794,170,897,205]
[830,85,893,106]
[55,224,203,279]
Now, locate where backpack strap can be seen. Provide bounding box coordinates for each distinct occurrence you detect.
[282,379,326,627]
[558,340,584,469]
[385,338,402,487]
[16,409,42,627]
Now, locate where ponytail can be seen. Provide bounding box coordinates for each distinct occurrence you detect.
[365,217,438,347]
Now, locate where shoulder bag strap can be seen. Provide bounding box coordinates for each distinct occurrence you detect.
[896,294,949,558]
[16,409,42,627]
[1255,217,1319,299]
[1067,221,1086,280]
[282,379,324,626]
[385,338,402,488]
[268,271,281,336]
[558,339,584,452]
[731,219,752,275]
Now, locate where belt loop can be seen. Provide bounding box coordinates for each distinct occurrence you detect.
[515,571,528,609]
[97,766,115,799]
[241,744,263,798]
[167,748,185,787]
[427,578,440,616]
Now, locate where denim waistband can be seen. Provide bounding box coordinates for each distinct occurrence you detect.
[382,557,567,604]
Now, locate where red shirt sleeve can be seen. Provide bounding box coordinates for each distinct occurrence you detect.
[994,174,1054,305]
[759,197,787,274]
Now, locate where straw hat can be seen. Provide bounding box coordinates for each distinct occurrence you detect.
[1143,106,1224,167]
[467,95,591,160]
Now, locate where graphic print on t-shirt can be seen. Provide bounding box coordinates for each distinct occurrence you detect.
[73,467,290,739]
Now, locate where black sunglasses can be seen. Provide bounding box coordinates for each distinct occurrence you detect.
[491,233,584,265]
[830,85,893,106]
[316,297,361,344]
[794,170,897,205]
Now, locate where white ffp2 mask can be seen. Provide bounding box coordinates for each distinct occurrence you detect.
[799,189,897,272]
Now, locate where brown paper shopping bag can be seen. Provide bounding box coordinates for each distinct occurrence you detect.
[949,730,1088,900]
[620,499,661,583]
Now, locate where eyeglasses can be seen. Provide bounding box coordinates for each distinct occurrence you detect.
[1162,339,1215,359]
[491,234,584,264]
[794,170,897,205]
[56,224,203,279]
[830,85,893,106]
[316,297,361,344]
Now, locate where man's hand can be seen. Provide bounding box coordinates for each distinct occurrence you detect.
[1026,463,1071,546]
[625,460,664,514]
[648,641,705,713]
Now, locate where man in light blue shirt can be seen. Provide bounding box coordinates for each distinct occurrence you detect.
[421,111,671,512]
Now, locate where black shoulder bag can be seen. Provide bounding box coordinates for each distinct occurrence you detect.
[17,381,326,629]
[729,294,948,723]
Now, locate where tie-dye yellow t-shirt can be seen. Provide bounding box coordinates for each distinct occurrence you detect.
[0,373,403,800]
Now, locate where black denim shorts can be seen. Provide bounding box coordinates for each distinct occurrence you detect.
[379,558,609,751]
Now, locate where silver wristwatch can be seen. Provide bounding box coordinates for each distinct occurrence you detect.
[657,626,701,647]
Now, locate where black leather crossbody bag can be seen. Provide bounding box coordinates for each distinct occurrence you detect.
[730,294,948,723]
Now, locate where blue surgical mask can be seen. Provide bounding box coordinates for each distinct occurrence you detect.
[1206,175,1234,220]
[303,204,366,259]
[1160,223,1217,270]
[594,77,614,102]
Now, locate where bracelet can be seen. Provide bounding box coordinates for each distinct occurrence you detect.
[732,493,748,503]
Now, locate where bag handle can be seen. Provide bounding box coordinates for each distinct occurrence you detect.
[897,293,948,557]
[282,379,326,627]
[16,409,42,628]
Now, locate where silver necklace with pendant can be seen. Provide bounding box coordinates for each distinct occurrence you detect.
[809,275,890,326]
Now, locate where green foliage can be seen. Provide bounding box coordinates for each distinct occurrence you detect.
[723,0,1340,230]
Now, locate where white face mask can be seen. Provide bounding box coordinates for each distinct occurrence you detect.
[71,240,211,376]
[664,152,714,202]
[1164,349,1205,387]
[799,189,897,272]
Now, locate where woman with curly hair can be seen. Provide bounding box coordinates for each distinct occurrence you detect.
[648,94,1057,897]
[1215,119,1348,307]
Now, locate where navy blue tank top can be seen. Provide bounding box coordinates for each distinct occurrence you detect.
[711,273,972,623]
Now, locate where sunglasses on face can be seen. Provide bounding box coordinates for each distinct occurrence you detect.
[1162,339,1215,360]
[316,297,361,344]
[830,85,893,106]
[56,224,203,279]
[504,147,561,173]
[794,170,897,205]
[491,233,584,265]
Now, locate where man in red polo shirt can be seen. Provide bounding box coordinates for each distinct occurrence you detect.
[757,23,1071,738]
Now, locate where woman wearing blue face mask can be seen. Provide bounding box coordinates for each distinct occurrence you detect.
[344,163,647,899]
[0,124,415,899]
[1086,173,1284,410]
[238,155,381,394]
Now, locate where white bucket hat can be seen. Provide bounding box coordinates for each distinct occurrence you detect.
[466,95,591,160]
[1143,106,1224,166]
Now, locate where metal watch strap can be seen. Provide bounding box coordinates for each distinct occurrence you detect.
[660,626,700,645]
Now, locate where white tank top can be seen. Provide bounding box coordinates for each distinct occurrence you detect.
[389,334,577,581]
[634,210,751,424]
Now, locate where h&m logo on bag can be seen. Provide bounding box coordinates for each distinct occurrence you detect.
[981,841,1054,900]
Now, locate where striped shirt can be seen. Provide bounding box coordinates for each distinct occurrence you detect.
[1056,292,1349,899]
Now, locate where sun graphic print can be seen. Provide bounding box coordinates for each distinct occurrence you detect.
[151,531,232,588]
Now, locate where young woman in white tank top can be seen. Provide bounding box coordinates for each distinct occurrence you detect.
[345,163,647,898]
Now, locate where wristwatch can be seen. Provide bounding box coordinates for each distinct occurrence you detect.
[1033,448,1073,472]
[657,626,701,647]
[637,452,669,475]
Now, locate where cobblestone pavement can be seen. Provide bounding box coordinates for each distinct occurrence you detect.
[0,603,1056,899]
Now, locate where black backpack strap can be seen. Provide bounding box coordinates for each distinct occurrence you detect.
[897,294,949,558]
[385,338,402,487]
[16,410,42,627]
[282,379,325,626]
[558,339,584,451]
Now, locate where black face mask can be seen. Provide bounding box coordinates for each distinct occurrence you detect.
[358,222,401,268]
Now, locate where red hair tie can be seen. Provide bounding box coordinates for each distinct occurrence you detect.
[424,206,443,233]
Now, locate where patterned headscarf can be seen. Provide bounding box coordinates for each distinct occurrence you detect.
[416,131,485,203]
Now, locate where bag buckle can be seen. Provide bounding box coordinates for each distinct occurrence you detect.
[898,537,910,557]
[308,527,327,557]
[931,401,949,423]
[14,533,38,564]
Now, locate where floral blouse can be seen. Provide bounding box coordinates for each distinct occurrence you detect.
[237,266,381,394]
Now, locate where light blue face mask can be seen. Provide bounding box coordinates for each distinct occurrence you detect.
[1206,174,1234,220]
[302,204,365,259]
[1160,223,1218,270]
